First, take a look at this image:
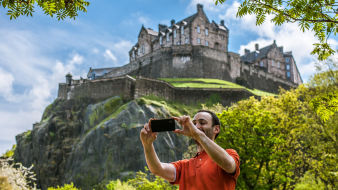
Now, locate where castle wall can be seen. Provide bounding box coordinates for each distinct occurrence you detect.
[126,46,234,81]
[240,64,297,93]
[228,52,241,79]
[134,77,175,100]
[57,76,256,107]
[59,76,136,101]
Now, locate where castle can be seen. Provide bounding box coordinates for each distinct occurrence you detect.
[58,4,303,104]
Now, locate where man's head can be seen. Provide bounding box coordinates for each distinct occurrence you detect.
[192,110,221,141]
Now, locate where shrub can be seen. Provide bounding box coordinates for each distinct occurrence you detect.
[0,176,13,190]
[2,145,16,158]
[106,179,135,190]
[0,158,37,190]
[47,183,80,190]
[294,172,326,190]
[126,168,177,190]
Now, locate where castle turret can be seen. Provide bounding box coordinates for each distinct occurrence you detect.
[171,19,175,26]
[66,73,72,86]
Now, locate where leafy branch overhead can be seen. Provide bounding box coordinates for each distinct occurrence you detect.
[0,0,90,20]
[214,0,337,61]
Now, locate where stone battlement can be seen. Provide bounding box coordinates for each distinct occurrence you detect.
[58,75,258,106]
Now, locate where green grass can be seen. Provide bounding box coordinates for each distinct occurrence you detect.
[248,89,277,97]
[137,95,201,117]
[159,78,277,96]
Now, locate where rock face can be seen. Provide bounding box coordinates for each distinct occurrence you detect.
[14,96,190,190]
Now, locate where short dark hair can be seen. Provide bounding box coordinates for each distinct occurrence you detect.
[196,110,221,139]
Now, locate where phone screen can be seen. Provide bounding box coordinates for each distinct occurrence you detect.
[150,118,176,132]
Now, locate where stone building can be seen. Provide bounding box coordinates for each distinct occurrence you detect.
[129,4,229,61]
[241,41,303,84]
[85,4,302,94]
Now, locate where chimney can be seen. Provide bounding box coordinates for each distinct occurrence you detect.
[171,19,175,26]
[255,43,259,51]
[197,4,203,13]
[273,40,276,44]
[244,49,250,55]
[220,20,224,26]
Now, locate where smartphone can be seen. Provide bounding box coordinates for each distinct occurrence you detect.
[150,118,176,132]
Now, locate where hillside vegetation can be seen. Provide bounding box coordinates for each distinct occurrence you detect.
[4,70,336,189]
[159,78,277,96]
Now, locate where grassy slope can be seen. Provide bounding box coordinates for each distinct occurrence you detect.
[159,78,277,97]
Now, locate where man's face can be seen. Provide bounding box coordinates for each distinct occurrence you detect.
[192,112,217,140]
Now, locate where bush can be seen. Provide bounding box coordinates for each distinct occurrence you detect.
[0,176,13,190]
[106,179,135,190]
[0,158,37,189]
[126,168,177,190]
[2,145,16,158]
[47,183,80,190]
[294,172,325,190]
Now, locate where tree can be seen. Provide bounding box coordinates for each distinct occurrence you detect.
[214,0,337,61]
[0,0,90,20]
[207,67,337,189]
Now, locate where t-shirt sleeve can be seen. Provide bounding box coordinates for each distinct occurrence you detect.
[225,149,240,179]
[170,159,187,184]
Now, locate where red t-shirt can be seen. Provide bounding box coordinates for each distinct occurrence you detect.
[170,149,240,190]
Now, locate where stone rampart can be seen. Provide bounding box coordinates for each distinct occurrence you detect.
[58,76,136,101]
[58,76,257,107]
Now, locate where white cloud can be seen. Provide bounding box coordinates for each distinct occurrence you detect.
[104,49,118,63]
[0,27,89,153]
[0,68,15,102]
[69,54,84,65]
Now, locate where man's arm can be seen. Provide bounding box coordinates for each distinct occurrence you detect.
[195,132,236,174]
[173,116,236,174]
[140,121,176,182]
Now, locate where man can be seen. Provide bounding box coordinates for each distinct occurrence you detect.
[140,110,240,190]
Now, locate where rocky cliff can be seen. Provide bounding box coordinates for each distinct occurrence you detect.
[14,96,197,189]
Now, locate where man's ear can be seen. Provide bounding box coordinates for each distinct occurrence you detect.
[213,125,220,134]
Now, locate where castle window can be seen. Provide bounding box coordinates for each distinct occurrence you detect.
[220,35,224,40]
[205,28,208,36]
[176,41,180,45]
[277,61,280,68]
[181,26,184,35]
[197,38,201,44]
[286,64,290,70]
[160,36,163,45]
[173,30,176,38]
[272,60,275,67]
[285,57,290,63]
[287,71,290,78]
[205,41,208,46]
[166,33,170,42]
[141,45,145,54]
[185,37,189,44]
[197,26,200,33]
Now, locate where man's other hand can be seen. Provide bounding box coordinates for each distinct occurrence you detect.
[140,119,158,146]
[173,116,203,139]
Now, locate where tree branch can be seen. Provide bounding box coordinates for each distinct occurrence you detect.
[253,0,338,24]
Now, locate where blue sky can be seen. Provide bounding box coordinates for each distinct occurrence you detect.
[0,0,337,154]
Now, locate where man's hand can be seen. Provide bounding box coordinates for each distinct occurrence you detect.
[173,116,203,140]
[140,119,158,146]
